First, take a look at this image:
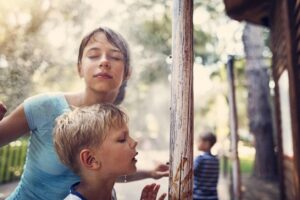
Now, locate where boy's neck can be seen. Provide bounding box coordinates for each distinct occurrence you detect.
[202,149,211,154]
[76,178,116,200]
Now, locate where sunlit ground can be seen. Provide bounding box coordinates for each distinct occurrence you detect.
[115,143,255,200]
[115,150,169,200]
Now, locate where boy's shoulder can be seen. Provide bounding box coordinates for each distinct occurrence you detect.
[64,193,83,200]
[196,152,218,160]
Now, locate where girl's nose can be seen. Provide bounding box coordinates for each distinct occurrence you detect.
[99,55,110,68]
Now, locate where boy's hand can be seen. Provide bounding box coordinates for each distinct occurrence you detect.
[140,183,167,200]
[151,163,169,179]
[0,101,7,120]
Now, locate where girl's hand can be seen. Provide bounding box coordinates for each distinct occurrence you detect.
[140,183,167,200]
[0,101,7,120]
[151,163,169,179]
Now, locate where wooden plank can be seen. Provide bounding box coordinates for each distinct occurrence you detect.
[226,56,241,200]
[169,0,194,199]
[224,0,271,25]
[283,158,297,199]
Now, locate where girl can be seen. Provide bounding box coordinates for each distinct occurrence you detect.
[0,27,168,200]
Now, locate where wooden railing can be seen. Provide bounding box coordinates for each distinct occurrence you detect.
[0,139,28,183]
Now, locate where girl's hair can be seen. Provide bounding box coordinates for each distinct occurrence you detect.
[53,103,128,174]
[77,27,131,105]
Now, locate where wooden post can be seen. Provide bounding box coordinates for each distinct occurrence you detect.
[169,0,194,199]
[226,55,242,200]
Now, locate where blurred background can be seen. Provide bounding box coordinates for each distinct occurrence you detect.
[0,0,278,199]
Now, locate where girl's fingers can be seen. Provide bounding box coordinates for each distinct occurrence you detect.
[0,102,7,120]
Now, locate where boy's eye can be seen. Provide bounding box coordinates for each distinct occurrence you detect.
[117,138,126,143]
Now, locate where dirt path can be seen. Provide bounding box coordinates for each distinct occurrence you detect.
[242,175,280,200]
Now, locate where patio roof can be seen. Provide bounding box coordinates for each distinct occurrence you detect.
[223,0,273,26]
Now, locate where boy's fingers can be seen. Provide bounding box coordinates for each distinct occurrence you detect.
[141,183,165,200]
[150,184,160,199]
[158,193,167,200]
[141,185,150,197]
[153,184,160,194]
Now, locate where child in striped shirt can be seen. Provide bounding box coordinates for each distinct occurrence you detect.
[193,132,219,200]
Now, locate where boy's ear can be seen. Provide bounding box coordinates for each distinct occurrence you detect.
[79,149,101,170]
[77,64,83,78]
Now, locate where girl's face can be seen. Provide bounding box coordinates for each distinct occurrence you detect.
[79,32,125,96]
[96,124,138,177]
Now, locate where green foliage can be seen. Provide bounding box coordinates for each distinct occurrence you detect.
[240,154,254,174]
[0,138,28,183]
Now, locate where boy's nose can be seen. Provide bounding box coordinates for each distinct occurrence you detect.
[130,138,138,149]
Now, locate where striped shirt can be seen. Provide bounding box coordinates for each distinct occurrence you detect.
[193,152,219,200]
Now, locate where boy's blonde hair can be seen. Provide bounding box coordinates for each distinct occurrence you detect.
[53,103,128,174]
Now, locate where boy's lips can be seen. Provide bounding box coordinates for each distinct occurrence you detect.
[93,72,113,79]
[132,152,138,162]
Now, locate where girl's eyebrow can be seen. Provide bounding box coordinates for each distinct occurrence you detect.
[86,47,101,52]
[110,49,121,53]
[86,47,121,53]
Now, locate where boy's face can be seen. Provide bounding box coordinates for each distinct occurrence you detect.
[95,123,138,177]
[197,138,211,152]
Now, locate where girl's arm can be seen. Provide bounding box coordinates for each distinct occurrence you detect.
[117,163,169,182]
[0,102,30,147]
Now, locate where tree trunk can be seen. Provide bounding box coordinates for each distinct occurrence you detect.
[242,23,278,180]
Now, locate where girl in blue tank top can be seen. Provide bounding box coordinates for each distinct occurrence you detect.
[0,27,169,200]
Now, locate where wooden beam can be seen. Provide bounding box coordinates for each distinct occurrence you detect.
[169,0,194,199]
[224,0,272,26]
[226,56,242,200]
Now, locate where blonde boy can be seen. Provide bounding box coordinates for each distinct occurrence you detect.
[53,104,166,200]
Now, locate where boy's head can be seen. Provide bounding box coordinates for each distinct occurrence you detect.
[197,132,217,152]
[53,103,130,175]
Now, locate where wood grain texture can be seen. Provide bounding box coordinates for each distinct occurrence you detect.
[169,0,194,199]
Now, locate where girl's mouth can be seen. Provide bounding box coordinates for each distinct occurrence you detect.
[93,72,113,79]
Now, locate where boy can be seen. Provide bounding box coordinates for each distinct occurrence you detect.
[193,132,219,200]
[53,104,166,200]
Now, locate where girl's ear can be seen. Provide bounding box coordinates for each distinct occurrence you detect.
[124,67,132,81]
[79,149,101,170]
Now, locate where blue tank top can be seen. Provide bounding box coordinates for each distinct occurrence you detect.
[6,93,80,200]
